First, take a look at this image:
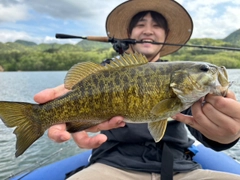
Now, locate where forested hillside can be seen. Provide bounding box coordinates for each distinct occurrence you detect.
[0,29,240,71]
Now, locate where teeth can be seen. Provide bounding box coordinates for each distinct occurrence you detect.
[142,40,153,42]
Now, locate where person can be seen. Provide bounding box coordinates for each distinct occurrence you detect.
[34,0,240,179]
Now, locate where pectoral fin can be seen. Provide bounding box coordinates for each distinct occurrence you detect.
[148,120,168,142]
[151,98,182,117]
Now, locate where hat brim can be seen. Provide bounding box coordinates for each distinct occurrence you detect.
[106,0,193,56]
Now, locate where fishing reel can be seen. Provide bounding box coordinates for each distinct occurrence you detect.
[112,39,130,54]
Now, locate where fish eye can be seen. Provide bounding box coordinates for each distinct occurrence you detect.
[200,64,209,72]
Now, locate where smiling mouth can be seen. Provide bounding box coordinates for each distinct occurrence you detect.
[141,39,154,44]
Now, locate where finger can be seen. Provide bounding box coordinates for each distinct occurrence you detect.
[205,93,240,118]
[191,99,222,130]
[48,124,71,143]
[201,101,230,126]
[86,116,125,132]
[172,99,203,127]
[173,111,219,139]
[225,90,236,100]
[202,101,240,134]
[173,113,196,127]
[34,84,69,103]
[189,99,240,142]
[173,100,218,132]
[72,131,107,149]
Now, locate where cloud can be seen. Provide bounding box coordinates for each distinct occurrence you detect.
[0,29,33,42]
[181,0,240,38]
[26,0,125,36]
[0,3,29,23]
[0,29,80,44]
[0,0,239,44]
[0,0,125,43]
[26,0,124,20]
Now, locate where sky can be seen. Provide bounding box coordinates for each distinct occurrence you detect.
[0,0,240,44]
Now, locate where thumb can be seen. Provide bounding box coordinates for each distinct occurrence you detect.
[34,84,69,104]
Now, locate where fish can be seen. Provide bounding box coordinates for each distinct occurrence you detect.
[0,52,230,157]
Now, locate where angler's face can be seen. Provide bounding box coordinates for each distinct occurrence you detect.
[130,13,166,62]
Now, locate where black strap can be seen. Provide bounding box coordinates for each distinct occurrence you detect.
[65,165,86,179]
[161,143,173,180]
[66,142,174,179]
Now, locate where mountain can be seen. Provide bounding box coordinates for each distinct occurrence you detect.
[0,28,239,52]
[15,40,37,46]
[0,42,32,52]
[223,29,240,46]
[76,39,112,51]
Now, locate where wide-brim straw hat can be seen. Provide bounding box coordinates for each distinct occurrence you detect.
[106,0,193,56]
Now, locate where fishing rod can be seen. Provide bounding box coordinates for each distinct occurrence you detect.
[56,33,135,54]
[55,33,240,53]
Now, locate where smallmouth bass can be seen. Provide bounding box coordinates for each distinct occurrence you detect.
[0,53,230,157]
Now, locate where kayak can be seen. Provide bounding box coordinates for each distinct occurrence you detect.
[10,142,240,180]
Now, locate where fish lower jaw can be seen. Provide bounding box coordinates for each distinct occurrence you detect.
[210,84,230,96]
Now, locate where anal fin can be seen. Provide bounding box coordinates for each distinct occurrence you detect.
[148,120,168,142]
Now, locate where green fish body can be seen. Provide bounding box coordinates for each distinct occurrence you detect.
[0,53,230,157]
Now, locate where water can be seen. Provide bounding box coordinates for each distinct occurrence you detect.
[0,71,84,179]
[0,70,240,179]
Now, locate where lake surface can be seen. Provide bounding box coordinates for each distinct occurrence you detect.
[0,70,240,179]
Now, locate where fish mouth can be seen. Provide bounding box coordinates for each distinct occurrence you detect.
[222,81,233,96]
[214,81,233,97]
[216,66,231,96]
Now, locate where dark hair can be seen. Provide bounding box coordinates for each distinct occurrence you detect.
[128,11,169,37]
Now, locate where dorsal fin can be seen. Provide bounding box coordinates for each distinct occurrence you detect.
[105,52,149,68]
[64,52,149,90]
[64,62,105,90]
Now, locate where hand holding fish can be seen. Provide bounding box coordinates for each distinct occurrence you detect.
[0,53,234,157]
[173,90,240,144]
[34,84,125,148]
[71,116,125,149]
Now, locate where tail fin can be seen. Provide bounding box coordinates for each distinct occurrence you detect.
[0,101,44,157]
